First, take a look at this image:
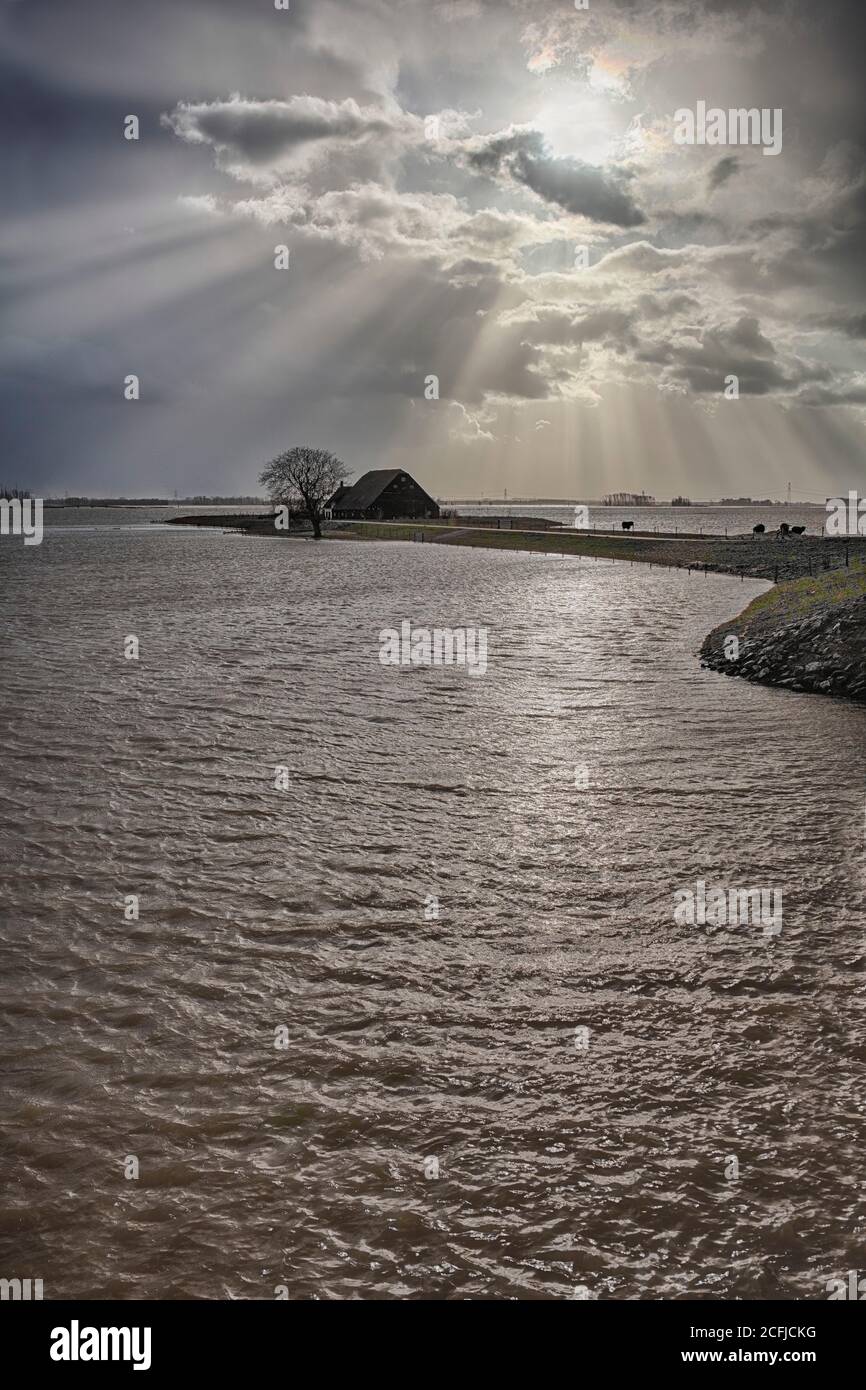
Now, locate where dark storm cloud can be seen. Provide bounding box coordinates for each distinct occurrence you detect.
[707,155,741,192]
[657,316,836,396]
[467,129,646,227]
[815,312,866,339]
[164,96,398,167]
[3,0,866,496]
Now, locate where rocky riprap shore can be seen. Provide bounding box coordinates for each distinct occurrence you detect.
[701,573,866,703]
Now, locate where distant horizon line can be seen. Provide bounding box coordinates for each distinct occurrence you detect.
[36,494,830,508]
[442,497,822,506]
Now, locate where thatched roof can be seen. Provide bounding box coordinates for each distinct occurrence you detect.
[335,469,405,511]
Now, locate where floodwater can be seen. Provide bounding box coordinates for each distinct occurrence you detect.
[0,524,863,1299]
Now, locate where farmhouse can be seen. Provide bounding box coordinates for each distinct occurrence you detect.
[327,469,439,521]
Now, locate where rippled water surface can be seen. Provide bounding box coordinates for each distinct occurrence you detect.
[1,529,864,1300]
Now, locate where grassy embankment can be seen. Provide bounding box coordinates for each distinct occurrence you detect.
[169,512,866,585]
[721,557,866,634]
[701,557,866,700]
[326,521,682,563]
[326,520,866,583]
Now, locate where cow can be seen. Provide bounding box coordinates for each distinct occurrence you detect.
[752,523,765,535]
[778,522,790,537]
[622,520,634,531]
[790,524,806,535]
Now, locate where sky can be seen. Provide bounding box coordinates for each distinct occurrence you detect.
[2,0,865,501]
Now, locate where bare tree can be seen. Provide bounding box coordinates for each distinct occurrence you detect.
[259,446,348,540]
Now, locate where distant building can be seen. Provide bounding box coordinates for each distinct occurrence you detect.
[602,491,656,506]
[327,469,440,521]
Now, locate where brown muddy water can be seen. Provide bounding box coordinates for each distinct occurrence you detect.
[0,526,864,1299]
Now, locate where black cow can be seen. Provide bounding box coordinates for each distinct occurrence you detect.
[790,524,806,535]
[752,523,765,535]
[778,522,790,537]
[622,520,634,531]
